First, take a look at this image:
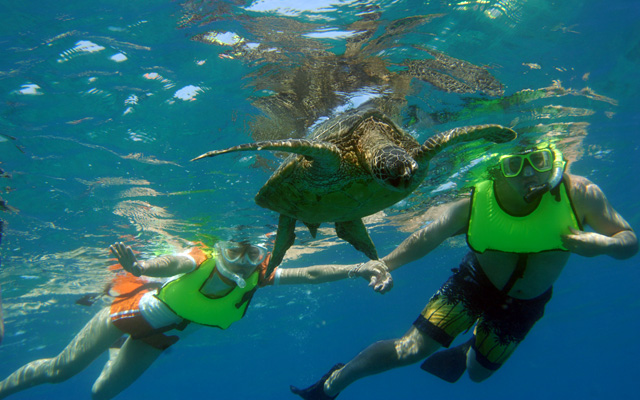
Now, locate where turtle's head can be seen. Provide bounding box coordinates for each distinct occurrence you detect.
[372,146,419,191]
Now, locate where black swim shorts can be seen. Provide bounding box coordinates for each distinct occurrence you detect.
[413,252,552,370]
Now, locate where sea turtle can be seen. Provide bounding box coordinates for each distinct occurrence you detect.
[192,107,516,273]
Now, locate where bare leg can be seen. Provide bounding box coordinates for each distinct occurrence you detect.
[91,336,163,400]
[324,326,441,396]
[466,347,496,382]
[0,307,122,399]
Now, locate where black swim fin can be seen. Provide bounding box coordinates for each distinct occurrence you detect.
[75,293,103,306]
[420,337,474,383]
[290,363,345,400]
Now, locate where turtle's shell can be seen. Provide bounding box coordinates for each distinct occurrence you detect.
[255,109,424,223]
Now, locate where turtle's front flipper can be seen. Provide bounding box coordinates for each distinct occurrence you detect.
[267,214,298,275]
[414,125,517,162]
[334,219,378,260]
[191,139,342,168]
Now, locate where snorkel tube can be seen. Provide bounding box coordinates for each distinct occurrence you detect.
[523,144,565,203]
[215,243,247,288]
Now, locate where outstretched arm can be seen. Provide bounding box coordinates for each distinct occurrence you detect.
[344,198,468,294]
[275,198,470,294]
[277,260,389,289]
[562,175,638,259]
[109,242,196,277]
[382,198,470,270]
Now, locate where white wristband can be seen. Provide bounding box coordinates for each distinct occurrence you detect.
[273,268,282,286]
[181,252,197,272]
[348,263,364,279]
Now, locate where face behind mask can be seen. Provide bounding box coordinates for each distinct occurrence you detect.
[497,143,566,203]
[214,241,268,288]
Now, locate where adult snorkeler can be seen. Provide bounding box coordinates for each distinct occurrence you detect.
[0,238,389,399]
[291,142,638,399]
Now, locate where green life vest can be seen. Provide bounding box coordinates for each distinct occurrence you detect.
[155,255,259,329]
[467,180,581,253]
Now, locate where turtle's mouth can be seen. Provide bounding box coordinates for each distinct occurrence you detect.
[382,165,416,190]
[373,147,418,191]
[388,176,409,190]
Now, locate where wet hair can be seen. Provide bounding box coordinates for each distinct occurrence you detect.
[234,239,252,249]
[487,164,502,180]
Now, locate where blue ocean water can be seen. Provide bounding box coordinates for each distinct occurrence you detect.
[0,0,639,399]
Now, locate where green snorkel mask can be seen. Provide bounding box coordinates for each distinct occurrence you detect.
[498,142,566,203]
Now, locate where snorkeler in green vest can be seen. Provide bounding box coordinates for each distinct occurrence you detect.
[0,238,391,400]
[291,142,638,399]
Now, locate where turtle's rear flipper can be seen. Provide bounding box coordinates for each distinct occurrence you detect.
[267,214,297,275]
[303,222,321,238]
[420,337,474,383]
[415,125,517,162]
[335,219,378,260]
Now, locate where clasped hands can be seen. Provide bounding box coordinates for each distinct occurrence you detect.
[351,259,394,294]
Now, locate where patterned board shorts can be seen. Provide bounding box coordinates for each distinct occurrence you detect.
[413,252,552,370]
[109,275,182,350]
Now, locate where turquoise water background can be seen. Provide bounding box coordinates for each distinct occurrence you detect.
[1,0,639,399]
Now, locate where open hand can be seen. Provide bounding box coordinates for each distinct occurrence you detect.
[109,242,144,276]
